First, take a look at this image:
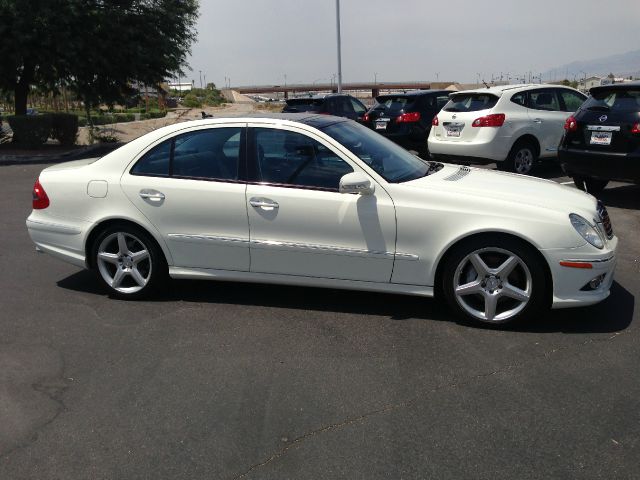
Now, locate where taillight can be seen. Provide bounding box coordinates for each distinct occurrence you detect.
[396,112,421,123]
[432,115,439,126]
[32,179,49,209]
[632,122,640,134]
[564,116,578,132]
[472,113,505,127]
[363,113,370,122]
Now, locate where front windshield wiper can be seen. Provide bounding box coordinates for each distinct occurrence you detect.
[394,162,443,183]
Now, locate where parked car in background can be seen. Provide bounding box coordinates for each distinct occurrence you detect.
[559,81,640,193]
[429,84,587,174]
[361,90,450,157]
[282,93,367,121]
[27,114,617,326]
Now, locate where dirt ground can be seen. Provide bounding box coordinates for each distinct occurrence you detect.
[77,101,273,145]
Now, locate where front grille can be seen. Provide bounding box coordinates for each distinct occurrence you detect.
[597,201,614,239]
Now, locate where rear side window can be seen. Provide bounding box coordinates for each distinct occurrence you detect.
[558,89,586,112]
[132,140,171,176]
[528,89,560,111]
[443,93,498,112]
[583,89,640,113]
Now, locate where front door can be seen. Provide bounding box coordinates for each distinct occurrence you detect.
[120,124,250,271]
[245,124,396,282]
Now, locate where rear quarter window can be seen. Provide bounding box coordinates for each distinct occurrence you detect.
[443,93,499,112]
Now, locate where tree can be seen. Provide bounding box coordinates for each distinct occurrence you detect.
[0,0,199,116]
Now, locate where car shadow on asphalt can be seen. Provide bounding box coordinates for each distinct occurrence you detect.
[597,184,640,210]
[58,272,634,334]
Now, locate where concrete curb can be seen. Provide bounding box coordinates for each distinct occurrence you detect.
[0,142,125,166]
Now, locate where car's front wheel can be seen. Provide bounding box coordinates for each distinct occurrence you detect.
[92,224,167,299]
[442,237,548,326]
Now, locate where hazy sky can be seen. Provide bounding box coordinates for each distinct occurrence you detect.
[186,0,640,87]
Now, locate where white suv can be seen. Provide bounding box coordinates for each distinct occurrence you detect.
[428,84,586,174]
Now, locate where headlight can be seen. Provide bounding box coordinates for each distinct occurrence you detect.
[569,213,604,249]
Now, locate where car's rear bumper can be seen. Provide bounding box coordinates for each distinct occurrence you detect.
[26,215,91,268]
[559,147,640,183]
[428,133,511,162]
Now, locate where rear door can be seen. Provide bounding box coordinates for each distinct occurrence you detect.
[527,88,575,156]
[121,124,250,271]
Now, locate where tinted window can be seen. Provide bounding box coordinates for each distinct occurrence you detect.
[131,140,171,176]
[510,92,528,107]
[350,97,367,114]
[558,89,586,112]
[254,128,353,190]
[321,121,431,183]
[583,89,640,113]
[334,98,355,116]
[528,89,560,111]
[375,96,416,113]
[283,98,324,113]
[172,128,241,180]
[443,93,499,112]
[435,95,450,109]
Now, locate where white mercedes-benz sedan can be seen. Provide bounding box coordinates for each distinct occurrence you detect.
[27,114,617,326]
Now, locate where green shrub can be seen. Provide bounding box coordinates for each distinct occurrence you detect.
[182,93,202,108]
[50,113,79,146]
[7,115,52,147]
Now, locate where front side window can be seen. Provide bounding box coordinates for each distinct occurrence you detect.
[253,128,353,190]
[350,97,367,115]
[131,127,241,181]
[528,89,560,111]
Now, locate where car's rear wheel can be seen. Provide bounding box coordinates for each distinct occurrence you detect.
[501,140,537,175]
[573,176,609,194]
[442,237,547,326]
[92,224,167,299]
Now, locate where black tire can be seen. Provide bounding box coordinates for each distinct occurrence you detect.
[441,236,548,326]
[91,223,167,299]
[503,140,538,175]
[573,176,609,194]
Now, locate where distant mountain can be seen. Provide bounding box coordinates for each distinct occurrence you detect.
[544,49,640,80]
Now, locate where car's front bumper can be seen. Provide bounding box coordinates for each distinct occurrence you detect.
[543,236,618,308]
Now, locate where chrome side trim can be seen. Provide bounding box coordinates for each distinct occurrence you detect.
[168,233,249,245]
[251,239,400,259]
[395,253,420,261]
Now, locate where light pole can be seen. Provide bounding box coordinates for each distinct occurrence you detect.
[335,0,342,93]
[199,70,203,89]
[374,72,378,84]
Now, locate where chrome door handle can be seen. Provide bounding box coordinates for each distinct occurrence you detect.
[249,198,279,209]
[139,189,165,201]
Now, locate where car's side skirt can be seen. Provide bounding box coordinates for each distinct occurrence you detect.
[169,267,434,297]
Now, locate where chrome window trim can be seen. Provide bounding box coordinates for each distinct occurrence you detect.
[168,234,249,245]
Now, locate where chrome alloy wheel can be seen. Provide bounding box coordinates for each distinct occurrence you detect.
[453,247,532,323]
[96,232,152,294]
[513,147,534,174]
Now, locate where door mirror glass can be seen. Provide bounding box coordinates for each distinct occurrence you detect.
[339,172,374,195]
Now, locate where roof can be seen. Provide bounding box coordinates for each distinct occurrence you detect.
[451,83,581,97]
[194,112,350,129]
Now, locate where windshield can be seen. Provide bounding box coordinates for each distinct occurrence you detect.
[584,89,640,113]
[321,120,437,183]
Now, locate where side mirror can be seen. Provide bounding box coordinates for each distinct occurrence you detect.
[339,172,375,195]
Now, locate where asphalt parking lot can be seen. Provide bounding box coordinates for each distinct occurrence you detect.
[1,161,639,479]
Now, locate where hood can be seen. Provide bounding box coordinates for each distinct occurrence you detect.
[404,163,597,216]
